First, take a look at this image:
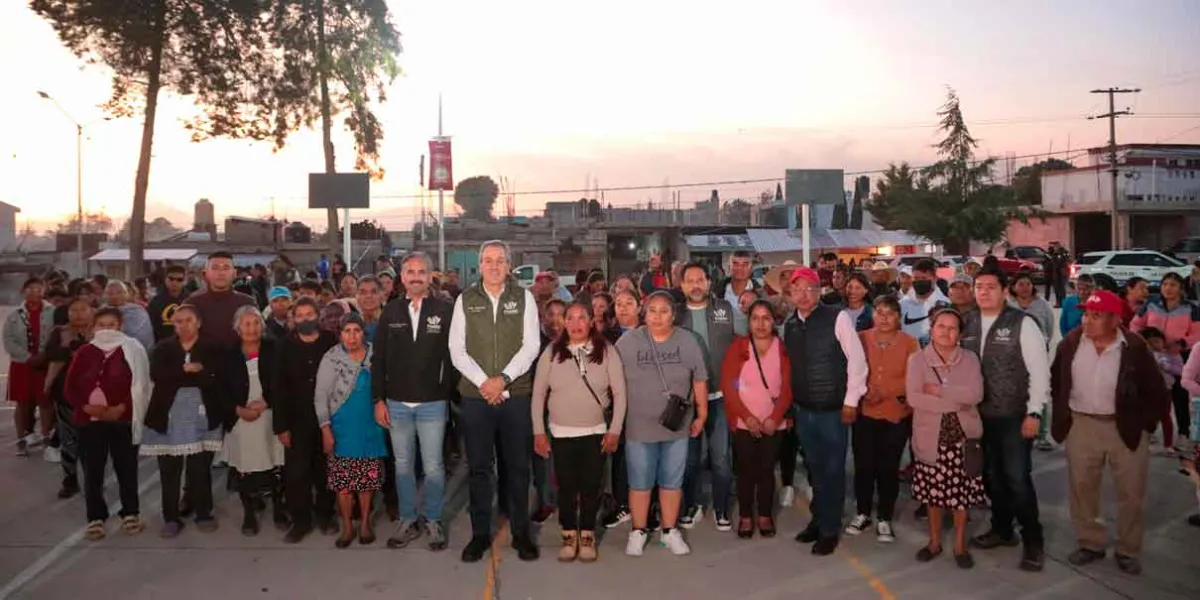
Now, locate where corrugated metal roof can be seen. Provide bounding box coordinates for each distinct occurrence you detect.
[89,248,198,261]
[684,233,754,251]
[746,228,929,253]
[188,253,278,268]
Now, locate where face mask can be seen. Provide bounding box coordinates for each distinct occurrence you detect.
[296,320,319,335]
[912,280,934,296]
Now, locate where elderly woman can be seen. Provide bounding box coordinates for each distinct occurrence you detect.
[224,305,287,536]
[63,307,150,540]
[316,313,388,548]
[1007,273,1054,347]
[42,297,96,499]
[143,304,230,537]
[614,291,708,557]
[533,302,627,562]
[721,299,791,538]
[907,308,985,569]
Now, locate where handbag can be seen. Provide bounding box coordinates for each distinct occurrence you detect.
[572,349,614,425]
[645,329,692,432]
[928,354,983,478]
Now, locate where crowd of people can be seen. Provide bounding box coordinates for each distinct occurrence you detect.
[5,243,1199,576]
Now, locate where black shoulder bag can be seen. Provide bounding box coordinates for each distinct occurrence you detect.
[928,355,983,478]
[646,329,692,432]
[572,347,613,426]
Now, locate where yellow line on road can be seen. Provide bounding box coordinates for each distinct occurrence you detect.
[792,491,896,600]
[482,519,510,600]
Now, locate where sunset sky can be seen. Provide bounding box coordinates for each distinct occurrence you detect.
[1,0,1198,234]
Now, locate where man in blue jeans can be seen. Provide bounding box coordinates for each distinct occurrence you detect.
[449,240,543,563]
[676,262,736,532]
[784,267,868,556]
[373,252,456,551]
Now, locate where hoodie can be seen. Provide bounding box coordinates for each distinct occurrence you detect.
[899,286,951,347]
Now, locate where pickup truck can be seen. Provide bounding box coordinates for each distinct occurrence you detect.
[512,264,578,291]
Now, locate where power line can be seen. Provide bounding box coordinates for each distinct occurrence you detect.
[1089,86,1140,251]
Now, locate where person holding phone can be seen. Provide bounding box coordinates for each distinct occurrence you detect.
[847,295,919,543]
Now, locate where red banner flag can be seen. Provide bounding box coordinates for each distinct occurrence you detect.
[428,138,453,191]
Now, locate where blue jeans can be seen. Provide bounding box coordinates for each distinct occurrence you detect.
[387,400,447,522]
[626,438,689,490]
[684,398,732,514]
[795,408,849,539]
[982,416,1043,546]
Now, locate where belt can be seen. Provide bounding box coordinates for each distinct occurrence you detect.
[1071,410,1116,421]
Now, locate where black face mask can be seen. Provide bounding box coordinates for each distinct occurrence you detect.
[912,280,934,297]
[296,320,319,335]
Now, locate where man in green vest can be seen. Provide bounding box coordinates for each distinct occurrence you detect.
[450,240,542,563]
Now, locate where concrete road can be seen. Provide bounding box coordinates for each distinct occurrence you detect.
[1,306,1199,599]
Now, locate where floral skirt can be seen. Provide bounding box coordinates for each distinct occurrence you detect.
[911,414,985,511]
[327,455,384,493]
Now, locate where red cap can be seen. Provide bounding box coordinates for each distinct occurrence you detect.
[1082,290,1123,315]
[534,272,554,283]
[789,267,820,286]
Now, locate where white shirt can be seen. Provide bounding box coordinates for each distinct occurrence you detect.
[1069,331,1127,415]
[449,284,541,395]
[900,288,951,346]
[979,312,1052,417]
[402,296,427,408]
[794,309,869,408]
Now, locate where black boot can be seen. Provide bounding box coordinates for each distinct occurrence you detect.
[272,495,290,531]
[240,492,260,537]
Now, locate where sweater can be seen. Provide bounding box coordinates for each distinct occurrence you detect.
[859,329,919,423]
[905,345,984,466]
[272,330,338,435]
[62,344,133,425]
[720,336,792,431]
[147,291,188,342]
[530,343,627,436]
[1050,328,1168,451]
[185,288,257,348]
[145,337,231,434]
[1130,296,1200,347]
[225,337,280,410]
[1007,296,1055,347]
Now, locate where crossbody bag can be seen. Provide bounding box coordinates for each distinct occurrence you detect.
[645,329,691,432]
[571,348,614,425]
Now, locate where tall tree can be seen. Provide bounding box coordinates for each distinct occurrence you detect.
[850,175,868,229]
[721,199,752,225]
[454,176,498,220]
[870,89,1039,253]
[1012,158,1075,205]
[830,202,848,229]
[774,182,783,201]
[187,0,402,257]
[32,0,273,276]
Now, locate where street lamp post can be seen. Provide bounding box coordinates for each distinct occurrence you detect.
[38,91,86,274]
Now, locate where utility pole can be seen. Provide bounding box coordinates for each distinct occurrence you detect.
[1089,87,1139,250]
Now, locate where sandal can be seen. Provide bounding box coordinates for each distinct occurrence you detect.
[758,517,776,538]
[335,534,355,549]
[85,520,106,541]
[916,545,943,562]
[737,518,754,539]
[121,515,144,535]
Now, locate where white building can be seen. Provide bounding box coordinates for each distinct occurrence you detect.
[1041,144,1200,253]
[0,201,20,252]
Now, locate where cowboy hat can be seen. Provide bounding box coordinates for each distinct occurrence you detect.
[764,260,800,293]
[868,260,896,280]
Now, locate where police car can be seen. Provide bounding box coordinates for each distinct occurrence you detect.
[1070,249,1190,289]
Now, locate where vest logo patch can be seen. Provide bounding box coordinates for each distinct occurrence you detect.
[713,308,729,323]
[425,315,442,333]
[993,327,1014,343]
[467,303,487,314]
[502,300,519,315]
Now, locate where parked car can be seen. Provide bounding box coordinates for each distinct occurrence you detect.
[1003,246,1048,283]
[1071,250,1190,291]
[513,264,578,290]
[1164,237,1200,265]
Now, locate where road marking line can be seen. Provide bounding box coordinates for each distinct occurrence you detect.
[792,489,896,600]
[482,519,510,600]
[0,471,161,599]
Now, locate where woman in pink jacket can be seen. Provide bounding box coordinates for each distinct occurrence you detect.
[1134,273,1200,446]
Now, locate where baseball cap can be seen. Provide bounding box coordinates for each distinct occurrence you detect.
[268,286,291,301]
[949,274,973,288]
[534,272,554,283]
[789,267,820,286]
[898,266,913,278]
[1082,290,1123,315]
[966,257,983,267]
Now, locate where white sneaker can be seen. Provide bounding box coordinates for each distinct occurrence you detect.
[876,520,895,543]
[661,528,691,556]
[42,446,62,464]
[23,433,44,448]
[679,506,703,530]
[845,514,871,536]
[780,486,796,508]
[625,529,649,557]
[802,483,814,503]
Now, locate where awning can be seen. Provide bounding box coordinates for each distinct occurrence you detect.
[89,248,198,262]
[684,233,754,252]
[188,253,279,268]
[746,228,930,253]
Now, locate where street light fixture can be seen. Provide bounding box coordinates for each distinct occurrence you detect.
[37,90,86,274]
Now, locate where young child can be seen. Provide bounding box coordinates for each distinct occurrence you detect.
[1144,328,1182,456]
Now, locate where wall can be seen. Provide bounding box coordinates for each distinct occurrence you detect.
[1042,165,1200,214]
[225,219,281,245]
[1005,215,1071,251]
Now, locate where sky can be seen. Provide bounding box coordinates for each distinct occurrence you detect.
[1,0,1199,234]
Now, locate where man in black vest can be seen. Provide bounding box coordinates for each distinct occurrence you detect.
[449,240,542,563]
[373,252,456,552]
[785,267,868,556]
[961,266,1051,571]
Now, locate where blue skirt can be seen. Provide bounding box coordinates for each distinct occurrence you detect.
[140,387,223,457]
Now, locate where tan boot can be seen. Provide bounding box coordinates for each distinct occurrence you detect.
[577,530,598,563]
[558,530,579,562]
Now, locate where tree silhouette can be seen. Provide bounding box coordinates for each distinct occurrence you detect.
[1012,158,1075,205]
[830,202,848,229]
[454,176,499,220]
[32,0,275,275]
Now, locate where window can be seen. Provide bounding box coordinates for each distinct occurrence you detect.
[1145,254,1177,267]
[1076,253,1104,266]
[1108,253,1149,266]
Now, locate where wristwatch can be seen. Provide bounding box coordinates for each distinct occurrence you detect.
[500,373,512,387]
